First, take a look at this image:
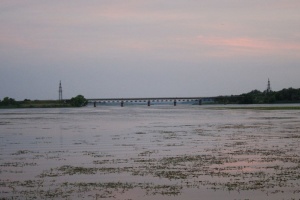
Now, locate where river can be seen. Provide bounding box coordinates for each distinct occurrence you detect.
[1,105,300,199]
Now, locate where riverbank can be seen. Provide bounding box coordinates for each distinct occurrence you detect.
[0,100,72,109]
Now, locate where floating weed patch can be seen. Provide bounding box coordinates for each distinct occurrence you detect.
[82,151,113,158]
[0,162,37,167]
[280,134,300,139]
[136,132,146,134]
[219,124,258,129]
[160,131,178,139]
[138,150,157,156]
[38,165,129,178]
[11,150,34,155]
[0,179,183,199]
[0,121,10,125]
[133,158,156,163]
[93,159,111,165]
[145,184,182,196]
[155,170,188,180]
[58,165,98,175]
[39,165,99,177]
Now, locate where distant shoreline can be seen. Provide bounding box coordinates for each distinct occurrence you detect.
[0,95,87,109]
[0,100,72,109]
[1,101,300,110]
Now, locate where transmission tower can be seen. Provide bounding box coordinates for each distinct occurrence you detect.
[59,81,63,100]
[266,78,271,93]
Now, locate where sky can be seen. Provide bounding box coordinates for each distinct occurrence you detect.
[1,0,300,100]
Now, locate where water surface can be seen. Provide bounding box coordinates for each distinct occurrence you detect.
[1,105,300,199]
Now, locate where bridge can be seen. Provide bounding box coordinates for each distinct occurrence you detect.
[87,97,216,107]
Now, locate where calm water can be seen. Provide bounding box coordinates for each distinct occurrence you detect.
[1,105,300,199]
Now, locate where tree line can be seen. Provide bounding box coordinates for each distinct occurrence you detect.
[0,95,87,108]
[216,87,300,104]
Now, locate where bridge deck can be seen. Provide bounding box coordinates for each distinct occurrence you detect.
[87,97,214,102]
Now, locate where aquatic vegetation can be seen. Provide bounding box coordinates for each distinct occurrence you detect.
[0,162,37,167]
[138,150,157,156]
[38,165,127,178]
[136,131,147,134]
[154,170,188,180]
[11,150,34,155]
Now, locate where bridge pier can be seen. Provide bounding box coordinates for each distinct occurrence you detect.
[147,100,150,106]
[198,99,202,105]
[121,101,124,107]
[94,101,96,107]
[174,100,177,106]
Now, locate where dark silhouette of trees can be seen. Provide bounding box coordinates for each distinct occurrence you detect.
[216,88,300,104]
[0,97,17,106]
[70,95,87,107]
[275,88,300,102]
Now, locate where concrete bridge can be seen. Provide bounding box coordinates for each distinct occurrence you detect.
[87,97,216,107]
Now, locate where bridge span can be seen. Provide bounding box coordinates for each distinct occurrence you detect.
[87,97,216,107]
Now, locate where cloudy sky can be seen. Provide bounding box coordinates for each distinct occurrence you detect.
[1,0,300,100]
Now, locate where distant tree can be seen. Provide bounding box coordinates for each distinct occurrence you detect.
[1,97,17,106]
[70,95,87,107]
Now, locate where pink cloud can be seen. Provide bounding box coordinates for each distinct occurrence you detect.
[198,36,265,50]
[195,35,300,56]
[171,35,300,60]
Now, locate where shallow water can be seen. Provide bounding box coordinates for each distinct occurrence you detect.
[1,105,300,199]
